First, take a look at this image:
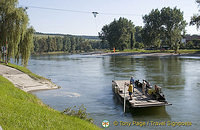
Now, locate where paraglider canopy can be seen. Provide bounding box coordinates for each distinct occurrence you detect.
[92,12,99,18]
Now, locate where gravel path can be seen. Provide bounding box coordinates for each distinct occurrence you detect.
[0,64,59,92]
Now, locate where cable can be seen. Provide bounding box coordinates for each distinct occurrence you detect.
[19,5,143,17]
[22,5,91,14]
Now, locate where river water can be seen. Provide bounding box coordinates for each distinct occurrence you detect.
[27,54,200,130]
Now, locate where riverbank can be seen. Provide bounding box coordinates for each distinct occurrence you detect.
[32,51,69,55]
[0,75,100,129]
[96,52,200,57]
[0,64,100,129]
[31,49,200,57]
[90,49,200,57]
[0,63,59,92]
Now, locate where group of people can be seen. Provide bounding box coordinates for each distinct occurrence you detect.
[127,77,149,100]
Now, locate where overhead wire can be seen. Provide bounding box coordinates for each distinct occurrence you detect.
[22,5,91,14]
[19,5,143,17]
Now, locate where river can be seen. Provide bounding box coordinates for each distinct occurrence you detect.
[27,54,200,130]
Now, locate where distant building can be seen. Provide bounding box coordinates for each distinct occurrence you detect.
[182,34,200,44]
[181,38,186,44]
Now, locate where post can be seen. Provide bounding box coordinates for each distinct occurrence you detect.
[114,56,115,80]
[124,83,126,113]
[5,38,8,64]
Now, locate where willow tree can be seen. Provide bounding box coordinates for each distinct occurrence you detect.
[0,0,34,66]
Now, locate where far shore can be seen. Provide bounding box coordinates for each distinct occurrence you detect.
[31,50,200,57]
[29,48,200,59]
[87,51,200,57]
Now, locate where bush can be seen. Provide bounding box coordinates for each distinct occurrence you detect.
[62,105,93,123]
[135,42,144,49]
[186,41,194,49]
[180,43,186,49]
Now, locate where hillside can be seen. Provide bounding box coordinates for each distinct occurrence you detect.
[35,32,100,40]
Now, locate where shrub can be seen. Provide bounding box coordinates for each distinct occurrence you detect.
[135,42,144,49]
[186,41,194,49]
[62,105,93,123]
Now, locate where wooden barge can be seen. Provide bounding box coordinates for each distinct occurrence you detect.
[112,80,172,108]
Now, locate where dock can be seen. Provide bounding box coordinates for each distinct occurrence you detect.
[112,80,171,108]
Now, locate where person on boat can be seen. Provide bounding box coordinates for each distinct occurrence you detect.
[144,80,151,88]
[155,85,159,93]
[135,80,142,88]
[130,76,134,87]
[128,81,134,100]
[142,80,146,95]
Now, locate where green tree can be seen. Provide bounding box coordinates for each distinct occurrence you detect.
[81,41,92,52]
[190,1,200,29]
[51,37,57,52]
[180,43,186,49]
[142,7,186,52]
[142,9,162,48]
[46,36,51,52]
[190,14,200,29]
[0,0,34,66]
[56,37,63,51]
[70,37,76,53]
[160,7,186,52]
[62,36,70,52]
[38,38,48,52]
[135,42,144,49]
[33,37,39,52]
[186,41,194,49]
[16,27,34,66]
[135,26,143,43]
[99,17,135,50]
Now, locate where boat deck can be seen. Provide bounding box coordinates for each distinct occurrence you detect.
[112,80,171,108]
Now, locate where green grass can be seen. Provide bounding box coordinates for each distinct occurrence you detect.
[0,76,101,130]
[120,49,162,53]
[176,49,200,54]
[104,49,167,53]
[32,51,70,55]
[104,49,200,54]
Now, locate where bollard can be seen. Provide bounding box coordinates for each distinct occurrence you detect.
[124,83,126,113]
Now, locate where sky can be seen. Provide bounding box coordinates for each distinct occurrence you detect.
[18,0,199,36]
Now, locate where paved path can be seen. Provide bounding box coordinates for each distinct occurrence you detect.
[0,64,59,92]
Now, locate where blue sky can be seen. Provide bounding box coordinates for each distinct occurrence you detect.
[19,0,199,36]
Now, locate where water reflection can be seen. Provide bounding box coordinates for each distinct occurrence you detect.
[107,56,186,88]
[130,107,171,120]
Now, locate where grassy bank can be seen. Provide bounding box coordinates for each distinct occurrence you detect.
[32,49,200,55]
[0,75,101,129]
[32,51,69,55]
[105,49,200,54]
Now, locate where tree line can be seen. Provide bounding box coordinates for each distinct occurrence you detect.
[99,7,188,52]
[33,35,109,54]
